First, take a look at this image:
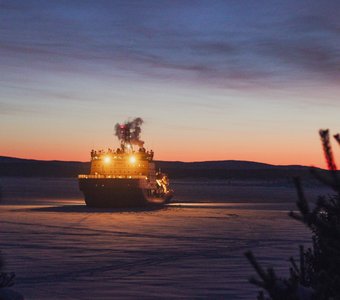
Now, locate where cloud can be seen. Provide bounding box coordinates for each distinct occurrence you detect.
[0,102,39,115]
[256,38,339,79]
[0,0,339,90]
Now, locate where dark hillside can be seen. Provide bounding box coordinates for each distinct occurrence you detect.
[0,156,329,180]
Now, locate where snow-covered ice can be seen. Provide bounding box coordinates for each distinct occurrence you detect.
[0,178,329,299]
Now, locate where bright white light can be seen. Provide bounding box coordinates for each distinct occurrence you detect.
[129,156,137,164]
[104,156,111,164]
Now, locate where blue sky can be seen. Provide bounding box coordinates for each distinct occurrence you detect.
[0,0,339,165]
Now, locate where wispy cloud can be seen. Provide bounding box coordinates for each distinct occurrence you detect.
[0,0,339,90]
[0,102,39,115]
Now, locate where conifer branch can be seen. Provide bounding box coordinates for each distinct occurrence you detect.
[319,129,337,172]
[334,134,340,146]
[246,129,340,300]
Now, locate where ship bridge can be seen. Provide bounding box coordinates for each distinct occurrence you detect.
[78,148,156,179]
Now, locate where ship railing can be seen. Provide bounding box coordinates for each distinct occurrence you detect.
[90,152,153,162]
[78,174,147,179]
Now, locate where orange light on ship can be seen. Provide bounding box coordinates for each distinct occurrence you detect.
[129,155,137,164]
[104,156,111,164]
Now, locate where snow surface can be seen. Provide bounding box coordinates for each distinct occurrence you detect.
[0,178,329,299]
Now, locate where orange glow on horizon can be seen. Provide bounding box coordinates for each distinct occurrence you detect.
[0,144,334,170]
[1,126,339,170]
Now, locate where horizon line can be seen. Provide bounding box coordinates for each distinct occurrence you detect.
[0,155,327,170]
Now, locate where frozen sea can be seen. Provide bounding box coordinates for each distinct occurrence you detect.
[0,178,332,299]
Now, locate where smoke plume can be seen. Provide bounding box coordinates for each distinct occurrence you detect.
[114,117,144,147]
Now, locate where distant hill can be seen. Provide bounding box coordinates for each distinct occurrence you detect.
[155,160,327,180]
[0,156,328,180]
[0,156,89,178]
[155,160,275,170]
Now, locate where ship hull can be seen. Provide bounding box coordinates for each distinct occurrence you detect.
[79,178,172,208]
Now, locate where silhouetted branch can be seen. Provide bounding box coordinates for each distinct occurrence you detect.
[293,177,310,216]
[334,134,340,146]
[319,129,337,172]
[299,246,306,285]
[247,129,340,300]
[245,251,268,283]
[0,182,21,298]
[0,273,15,288]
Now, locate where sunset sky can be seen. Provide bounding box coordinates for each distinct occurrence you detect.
[1,1,339,167]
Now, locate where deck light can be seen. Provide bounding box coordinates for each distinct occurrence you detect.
[104,156,111,164]
[129,155,137,164]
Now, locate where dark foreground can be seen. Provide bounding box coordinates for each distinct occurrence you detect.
[0,178,330,299]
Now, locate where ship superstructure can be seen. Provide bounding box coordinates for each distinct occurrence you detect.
[78,118,173,207]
